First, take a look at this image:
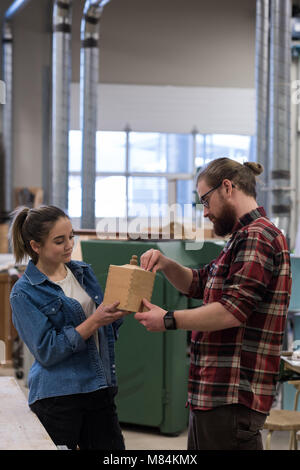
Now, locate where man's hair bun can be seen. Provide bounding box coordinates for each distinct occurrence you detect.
[243,161,264,176]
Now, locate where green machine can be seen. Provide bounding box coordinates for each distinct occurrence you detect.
[81,239,224,435]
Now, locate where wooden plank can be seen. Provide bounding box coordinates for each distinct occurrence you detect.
[0,376,56,450]
[0,273,18,363]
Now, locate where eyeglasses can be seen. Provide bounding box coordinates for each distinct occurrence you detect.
[199,182,235,208]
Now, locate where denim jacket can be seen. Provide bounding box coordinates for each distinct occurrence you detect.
[10,259,123,405]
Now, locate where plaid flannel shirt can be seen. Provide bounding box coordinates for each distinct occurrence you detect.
[187,207,291,414]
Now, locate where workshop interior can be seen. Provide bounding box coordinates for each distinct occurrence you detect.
[1,0,300,451]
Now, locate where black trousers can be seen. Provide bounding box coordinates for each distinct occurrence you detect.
[30,387,125,450]
[188,404,267,450]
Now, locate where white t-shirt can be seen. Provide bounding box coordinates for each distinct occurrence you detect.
[55,266,99,351]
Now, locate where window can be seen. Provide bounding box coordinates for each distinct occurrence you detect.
[96,131,126,172]
[68,131,253,220]
[128,176,168,217]
[129,132,193,174]
[195,134,252,168]
[68,131,81,218]
[95,176,126,218]
[68,174,81,219]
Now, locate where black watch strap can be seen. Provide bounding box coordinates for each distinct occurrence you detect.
[163,310,177,330]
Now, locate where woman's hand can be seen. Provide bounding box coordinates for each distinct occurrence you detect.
[93,301,128,327]
[76,301,129,340]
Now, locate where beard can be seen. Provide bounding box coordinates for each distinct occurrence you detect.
[210,200,237,237]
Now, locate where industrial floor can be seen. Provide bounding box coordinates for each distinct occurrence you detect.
[0,365,292,451]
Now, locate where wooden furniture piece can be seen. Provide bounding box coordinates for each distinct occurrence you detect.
[14,186,43,209]
[263,356,300,450]
[0,376,56,449]
[103,255,155,312]
[0,224,9,253]
[0,273,18,364]
[263,408,300,450]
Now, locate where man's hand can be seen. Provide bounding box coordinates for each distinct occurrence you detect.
[140,248,193,295]
[140,249,167,273]
[134,298,167,332]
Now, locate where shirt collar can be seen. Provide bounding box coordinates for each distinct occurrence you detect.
[24,259,89,286]
[231,206,266,234]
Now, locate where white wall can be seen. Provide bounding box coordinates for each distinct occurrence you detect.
[72,0,256,89]
[71,83,255,135]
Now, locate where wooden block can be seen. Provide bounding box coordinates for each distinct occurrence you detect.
[103,255,155,312]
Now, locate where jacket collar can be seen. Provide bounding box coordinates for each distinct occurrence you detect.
[24,259,89,286]
[231,206,267,234]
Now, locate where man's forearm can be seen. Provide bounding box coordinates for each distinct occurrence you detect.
[174,302,242,331]
[161,259,193,295]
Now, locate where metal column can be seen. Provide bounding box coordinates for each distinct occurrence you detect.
[51,0,72,212]
[80,0,111,229]
[1,0,32,221]
[268,0,292,239]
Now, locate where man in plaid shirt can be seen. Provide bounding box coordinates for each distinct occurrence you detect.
[135,157,291,450]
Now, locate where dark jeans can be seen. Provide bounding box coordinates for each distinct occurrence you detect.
[188,404,267,450]
[30,387,125,450]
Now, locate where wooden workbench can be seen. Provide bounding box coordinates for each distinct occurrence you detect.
[281,354,300,374]
[0,376,56,450]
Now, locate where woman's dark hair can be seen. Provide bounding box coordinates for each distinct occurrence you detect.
[9,205,69,264]
[196,157,264,199]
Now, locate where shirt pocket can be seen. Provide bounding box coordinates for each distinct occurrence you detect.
[40,298,64,328]
[40,298,62,316]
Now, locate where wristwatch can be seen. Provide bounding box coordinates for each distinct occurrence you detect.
[163,310,177,330]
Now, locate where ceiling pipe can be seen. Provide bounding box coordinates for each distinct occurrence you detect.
[0,0,32,222]
[255,0,270,211]
[80,0,111,229]
[268,0,292,239]
[51,0,72,212]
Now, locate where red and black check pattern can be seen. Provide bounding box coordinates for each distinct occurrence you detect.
[187,207,291,414]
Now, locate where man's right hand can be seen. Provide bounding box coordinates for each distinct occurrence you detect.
[140,249,168,273]
[140,248,193,295]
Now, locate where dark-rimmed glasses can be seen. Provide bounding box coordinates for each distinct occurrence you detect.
[199,182,235,208]
[198,182,222,208]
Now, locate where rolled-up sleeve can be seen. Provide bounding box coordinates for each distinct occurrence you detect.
[10,293,87,368]
[187,265,211,299]
[219,232,275,323]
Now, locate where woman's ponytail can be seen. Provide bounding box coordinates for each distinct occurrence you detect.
[9,206,30,263]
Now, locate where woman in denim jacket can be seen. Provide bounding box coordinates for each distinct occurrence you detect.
[9,205,128,450]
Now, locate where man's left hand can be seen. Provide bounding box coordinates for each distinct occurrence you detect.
[134,298,167,332]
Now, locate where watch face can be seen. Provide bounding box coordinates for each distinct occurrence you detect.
[165,317,174,329]
[164,312,176,330]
